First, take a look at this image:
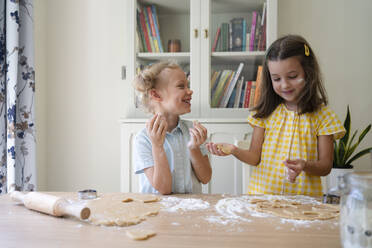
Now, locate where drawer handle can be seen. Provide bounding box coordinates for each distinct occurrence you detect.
[204,29,208,38]
[194,29,198,38]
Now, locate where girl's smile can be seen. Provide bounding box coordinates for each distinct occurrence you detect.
[268,57,306,111]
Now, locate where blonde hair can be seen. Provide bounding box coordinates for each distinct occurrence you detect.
[133,60,180,113]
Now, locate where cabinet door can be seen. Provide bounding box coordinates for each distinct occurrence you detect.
[125,0,201,118]
[200,0,277,118]
[203,123,252,194]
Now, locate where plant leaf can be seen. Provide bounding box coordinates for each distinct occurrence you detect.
[343,130,357,162]
[339,141,348,164]
[358,124,371,143]
[340,105,350,146]
[333,140,339,166]
[346,147,372,165]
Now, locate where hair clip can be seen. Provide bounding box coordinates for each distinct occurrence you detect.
[304,44,310,56]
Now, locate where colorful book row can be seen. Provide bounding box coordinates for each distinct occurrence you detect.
[210,65,262,109]
[136,5,164,53]
[212,3,266,52]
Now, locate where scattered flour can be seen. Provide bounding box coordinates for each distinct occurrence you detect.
[161,197,210,212]
[205,195,330,226]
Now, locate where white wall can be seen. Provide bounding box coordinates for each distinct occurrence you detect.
[35,0,372,191]
[35,0,127,191]
[278,0,372,171]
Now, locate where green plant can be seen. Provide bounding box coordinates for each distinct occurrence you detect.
[333,106,372,168]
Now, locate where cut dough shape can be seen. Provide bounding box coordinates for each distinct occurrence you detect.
[217,144,232,154]
[126,229,156,240]
[122,194,159,203]
[250,198,339,220]
[84,193,161,226]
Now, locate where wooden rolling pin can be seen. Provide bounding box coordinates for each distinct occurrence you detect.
[10,191,91,220]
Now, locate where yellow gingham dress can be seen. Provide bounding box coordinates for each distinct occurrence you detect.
[247,104,345,196]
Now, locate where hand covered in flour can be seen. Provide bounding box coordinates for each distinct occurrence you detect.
[206,142,235,156]
[283,159,306,183]
[187,121,207,150]
[146,113,168,148]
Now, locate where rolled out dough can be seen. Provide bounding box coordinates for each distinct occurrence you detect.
[85,193,161,226]
[250,198,339,220]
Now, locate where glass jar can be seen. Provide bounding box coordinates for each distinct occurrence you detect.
[340,172,372,248]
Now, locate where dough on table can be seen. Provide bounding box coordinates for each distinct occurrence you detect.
[250,198,339,220]
[121,193,159,203]
[84,193,161,226]
[126,229,156,240]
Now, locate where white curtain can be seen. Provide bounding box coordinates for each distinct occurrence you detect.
[0,0,36,194]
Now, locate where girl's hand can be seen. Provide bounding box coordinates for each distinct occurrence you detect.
[188,121,208,150]
[146,114,168,148]
[206,142,235,156]
[283,159,306,183]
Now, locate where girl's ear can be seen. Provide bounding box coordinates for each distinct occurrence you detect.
[149,89,162,102]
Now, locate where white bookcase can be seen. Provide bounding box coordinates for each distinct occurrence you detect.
[121,0,277,194]
[125,0,278,118]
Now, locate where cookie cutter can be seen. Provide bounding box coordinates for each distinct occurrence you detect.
[322,194,340,204]
[78,189,97,200]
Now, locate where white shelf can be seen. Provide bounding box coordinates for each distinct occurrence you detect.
[137,52,190,64]
[212,51,265,63]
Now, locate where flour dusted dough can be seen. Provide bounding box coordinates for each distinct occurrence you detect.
[126,229,156,240]
[217,144,232,154]
[250,198,339,220]
[121,193,159,203]
[85,193,161,226]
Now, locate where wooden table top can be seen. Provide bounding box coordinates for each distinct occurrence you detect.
[0,193,342,248]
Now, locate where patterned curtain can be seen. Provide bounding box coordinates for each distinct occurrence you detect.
[0,0,35,194]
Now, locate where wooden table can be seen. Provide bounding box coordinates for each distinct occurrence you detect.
[0,193,342,248]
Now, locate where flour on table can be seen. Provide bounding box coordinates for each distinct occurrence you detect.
[85,193,161,226]
[206,195,339,225]
[161,197,210,212]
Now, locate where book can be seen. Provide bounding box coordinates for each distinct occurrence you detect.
[249,81,257,108]
[231,18,244,51]
[139,7,152,52]
[151,5,164,52]
[146,6,156,37]
[136,10,147,52]
[233,77,244,108]
[212,27,221,52]
[253,65,263,106]
[142,6,156,52]
[243,81,252,108]
[220,63,244,108]
[211,70,232,107]
[242,19,246,51]
[210,71,221,98]
[239,81,247,108]
[254,13,261,50]
[249,11,257,51]
[227,84,237,108]
[229,22,232,51]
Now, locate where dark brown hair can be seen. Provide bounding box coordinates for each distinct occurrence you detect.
[253,34,328,118]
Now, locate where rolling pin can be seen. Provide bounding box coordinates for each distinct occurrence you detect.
[10,191,91,220]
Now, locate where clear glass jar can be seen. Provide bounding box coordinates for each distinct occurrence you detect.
[340,172,372,248]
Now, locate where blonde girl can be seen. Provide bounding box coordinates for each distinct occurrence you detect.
[133,61,212,195]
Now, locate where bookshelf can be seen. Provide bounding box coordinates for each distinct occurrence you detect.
[126,0,277,118]
[122,0,278,194]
